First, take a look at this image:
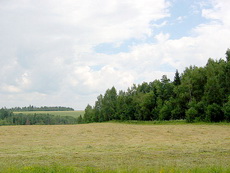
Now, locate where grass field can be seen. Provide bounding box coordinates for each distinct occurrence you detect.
[0,123,230,172]
[13,110,84,118]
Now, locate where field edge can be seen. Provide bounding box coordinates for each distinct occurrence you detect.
[2,165,230,173]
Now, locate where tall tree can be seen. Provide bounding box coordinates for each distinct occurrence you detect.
[102,87,117,121]
[94,94,104,122]
[226,48,230,62]
[84,104,94,123]
[173,69,181,86]
[204,59,224,105]
[223,96,230,122]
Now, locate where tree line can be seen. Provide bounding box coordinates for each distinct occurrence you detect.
[8,106,74,112]
[0,109,83,125]
[84,49,230,123]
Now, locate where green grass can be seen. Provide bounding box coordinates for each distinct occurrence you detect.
[110,120,187,125]
[0,123,230,172]
[1,165,230,173]
[110,120,230,125]
[13,110,84,118]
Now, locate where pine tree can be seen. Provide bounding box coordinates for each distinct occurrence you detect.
[226,48,230,62]
[173,69,181,86]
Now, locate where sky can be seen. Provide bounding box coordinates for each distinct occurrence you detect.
[0,0,230,110]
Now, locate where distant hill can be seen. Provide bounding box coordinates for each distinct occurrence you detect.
[8,105,74,111]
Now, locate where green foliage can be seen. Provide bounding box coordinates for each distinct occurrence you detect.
[206,103,224,122]
[0,119,10,125]
[173,69,181,86]
[0,108,13,119]
[159,101,172,120]
[103,86,117,121]
[226,48,230,62]
[83,49,230,123]
[8,106,74,111]
[77,115,84,124]
[171,106,183,120]
[0,109,78,126]
[223,96,230,122]
[204,59,225,105]
[84,104,94,123]
[186,107,198,123]
[195,101,206,121]
[13,111,84,118]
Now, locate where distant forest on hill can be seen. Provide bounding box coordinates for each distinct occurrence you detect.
[84,49,230,123]
[0,109,80,125]
[0,106,77,125]
[8,106,74,112]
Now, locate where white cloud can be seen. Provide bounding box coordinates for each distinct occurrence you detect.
[117,0,230,74]
[1,85,21,93]
[202,0,230,26]
[0,0,230,109]
[176,16,187,23]
[155,32,170,42]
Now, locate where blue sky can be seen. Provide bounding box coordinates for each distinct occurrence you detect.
[155,0,211,39]
[0,0,230,109]
[94,0,213,55]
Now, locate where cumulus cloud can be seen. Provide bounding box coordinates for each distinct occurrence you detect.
[0,0,230,109]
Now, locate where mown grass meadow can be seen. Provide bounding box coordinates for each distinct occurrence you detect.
[0,123,229,172]
[13,110,84,118]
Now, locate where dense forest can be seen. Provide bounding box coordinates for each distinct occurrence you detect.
[8,106,74,112]
[1,50,229,126]
[0,109,83,125]
[84,49,230,123]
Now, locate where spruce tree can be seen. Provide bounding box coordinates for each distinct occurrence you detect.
[173,69,181,86]
[226,48,230,62]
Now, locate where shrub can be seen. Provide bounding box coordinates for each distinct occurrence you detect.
[223,96,230,122]
[159,101,172,120]
[206,103,224,122]
[186,107,198,123]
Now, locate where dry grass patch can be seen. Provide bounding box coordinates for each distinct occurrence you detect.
[0,123,229,171]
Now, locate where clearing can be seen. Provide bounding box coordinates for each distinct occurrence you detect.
[13,110,84,118]
[0,123,229,172]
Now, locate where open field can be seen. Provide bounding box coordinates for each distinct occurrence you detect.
[13,110,84,118]
[0,123,230,172]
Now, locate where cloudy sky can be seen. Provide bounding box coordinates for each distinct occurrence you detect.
[0,0,230,110]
